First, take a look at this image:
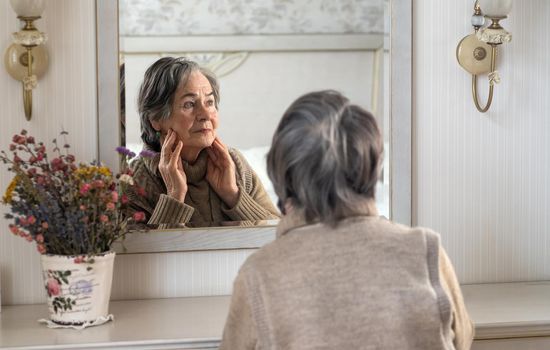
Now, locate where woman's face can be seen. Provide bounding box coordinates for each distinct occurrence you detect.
[153,70,218,151]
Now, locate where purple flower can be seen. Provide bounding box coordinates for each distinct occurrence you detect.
[115,146,131,156]
[139,150,157,158]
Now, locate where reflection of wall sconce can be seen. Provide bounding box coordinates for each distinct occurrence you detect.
[4,0,48,121]
[457,0,512,113]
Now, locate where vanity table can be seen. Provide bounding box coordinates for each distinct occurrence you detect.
[2,282,550,349]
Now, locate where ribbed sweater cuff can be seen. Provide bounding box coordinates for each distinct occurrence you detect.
[222,186,271,221]
[148,194,194,224]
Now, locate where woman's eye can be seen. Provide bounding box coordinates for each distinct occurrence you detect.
[182,101,194,109]
[206,100,215,107]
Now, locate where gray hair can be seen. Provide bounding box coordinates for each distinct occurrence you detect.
[266,90,383,226]
[137,57,220,151]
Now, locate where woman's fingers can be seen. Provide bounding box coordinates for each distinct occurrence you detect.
[160,129,175,163]
[170,140,183,167]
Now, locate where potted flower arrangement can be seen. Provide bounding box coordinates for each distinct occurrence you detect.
[0,130,148,327]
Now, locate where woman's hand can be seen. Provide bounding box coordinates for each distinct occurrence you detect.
[206,137,239,208]
[158,129,187,202]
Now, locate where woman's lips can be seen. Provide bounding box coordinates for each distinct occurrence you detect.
[194,128,212,134]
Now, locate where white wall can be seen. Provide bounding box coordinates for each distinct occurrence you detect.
[0,0,98,305]
[414,0,550,283]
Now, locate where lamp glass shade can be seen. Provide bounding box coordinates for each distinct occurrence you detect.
[479,0,512,17]
[9,0,45,17]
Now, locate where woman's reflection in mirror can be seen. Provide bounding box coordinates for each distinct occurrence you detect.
[220,90,474,350]
[124,57,279,227]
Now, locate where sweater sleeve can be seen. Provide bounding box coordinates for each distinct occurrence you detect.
[219,270,258,350]
[125,157,194,226]
[439,247,475,350]
[148,194,194,225]
[222,149,280,221]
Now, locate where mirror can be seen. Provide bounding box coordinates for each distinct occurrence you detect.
[96,0,412,252]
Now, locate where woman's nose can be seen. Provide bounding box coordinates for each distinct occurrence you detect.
[195,103,211,121]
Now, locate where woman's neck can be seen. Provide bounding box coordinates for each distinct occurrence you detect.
[181,147,203,164]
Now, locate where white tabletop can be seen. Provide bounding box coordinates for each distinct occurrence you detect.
[462,281,550,339]
[2,282,550,349]
[0,296,230,349]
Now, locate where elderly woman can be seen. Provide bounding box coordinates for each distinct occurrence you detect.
[220,91,474,349]
[126,57,279,225]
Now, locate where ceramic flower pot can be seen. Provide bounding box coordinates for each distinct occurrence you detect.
[40,251,115,326]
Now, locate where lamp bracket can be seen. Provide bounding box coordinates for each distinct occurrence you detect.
[456,34,493,75]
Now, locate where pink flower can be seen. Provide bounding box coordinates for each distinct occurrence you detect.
[106,202,115,211]
[41,222,48,229]
[27,136,35,144]
[25,235,33,242]
[9,225,19,235]
[37,244,46,254]
[121,194,129,204]
[79,183,91,195]
[46,278,61,297]
[100,214,109,223]
[35,233,44,243]
[74,256,84,264]
[111,191,119,202]
[79,204,86,211]
[27,168,37,177]
[136,187,146,197]
[133,211,146,222]
[27,215,36,225]
[93,180,105,189]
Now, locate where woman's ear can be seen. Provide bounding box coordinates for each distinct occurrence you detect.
[150,119,161,132]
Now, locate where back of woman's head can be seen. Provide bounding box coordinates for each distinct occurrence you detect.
[267,90,383,226]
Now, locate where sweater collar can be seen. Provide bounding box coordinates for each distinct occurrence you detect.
[276,200,380,238]
[141,146,208,184]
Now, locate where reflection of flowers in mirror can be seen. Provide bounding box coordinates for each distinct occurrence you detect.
[0,130,150,256]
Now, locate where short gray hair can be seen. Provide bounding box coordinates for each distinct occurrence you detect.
[267,90,383,226]
[137,57,220,151]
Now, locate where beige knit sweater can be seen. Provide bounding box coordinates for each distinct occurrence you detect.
[220,211,474,350]
[126,148,279,226]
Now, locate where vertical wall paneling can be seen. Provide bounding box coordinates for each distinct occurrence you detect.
[414,0,550,283]
[111,250,255,300]
[0,0,98,305]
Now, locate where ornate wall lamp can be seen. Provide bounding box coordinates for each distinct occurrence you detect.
[456,0,512,113]
[4,0,48,121]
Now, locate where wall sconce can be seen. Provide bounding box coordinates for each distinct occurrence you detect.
[456,0,512,113]
[4,0,48,121]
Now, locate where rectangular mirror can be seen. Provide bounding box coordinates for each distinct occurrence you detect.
[96,0,411,253]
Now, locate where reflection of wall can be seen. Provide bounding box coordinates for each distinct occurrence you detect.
[414,0,550,283]
[125,50,376,150]
[120,0,384,35]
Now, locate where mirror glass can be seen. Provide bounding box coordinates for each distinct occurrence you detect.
[118,0,390,229]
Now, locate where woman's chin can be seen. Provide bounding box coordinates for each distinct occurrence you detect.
[190,134,215,149]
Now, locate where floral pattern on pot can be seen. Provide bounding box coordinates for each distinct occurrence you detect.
[44,270,77,314]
